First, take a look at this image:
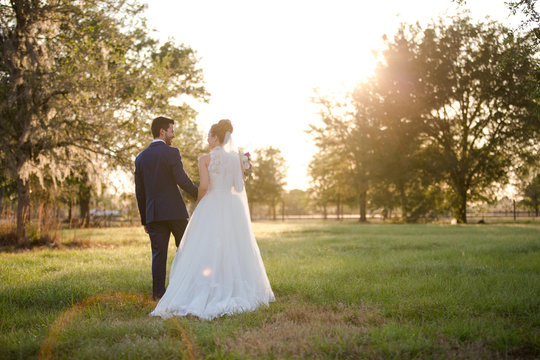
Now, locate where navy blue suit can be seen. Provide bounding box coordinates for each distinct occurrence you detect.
[135,140,198,298]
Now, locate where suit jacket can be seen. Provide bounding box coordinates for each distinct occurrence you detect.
[135,141,198,225]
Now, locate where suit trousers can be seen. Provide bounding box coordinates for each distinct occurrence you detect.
[146,219,189,298]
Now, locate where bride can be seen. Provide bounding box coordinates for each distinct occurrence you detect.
[150,119,275,320]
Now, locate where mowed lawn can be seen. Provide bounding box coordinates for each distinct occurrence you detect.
[1,221,539,359]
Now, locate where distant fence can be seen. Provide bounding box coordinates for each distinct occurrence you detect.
[252,212,539,222]
[467,211,538,222]
[1,211,537,227]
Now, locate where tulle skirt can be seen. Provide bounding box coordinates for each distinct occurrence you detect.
[150,188,275,320]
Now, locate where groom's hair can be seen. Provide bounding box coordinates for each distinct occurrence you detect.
[151,116,174,138]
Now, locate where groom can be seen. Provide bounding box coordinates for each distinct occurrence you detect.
[135,116,198,299]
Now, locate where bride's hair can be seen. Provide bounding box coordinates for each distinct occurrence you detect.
[210,119,233,144]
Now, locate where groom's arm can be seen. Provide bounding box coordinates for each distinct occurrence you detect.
[134,161,146,225]
[171,148,198,199]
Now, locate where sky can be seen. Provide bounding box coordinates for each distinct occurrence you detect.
[141,0,523,191]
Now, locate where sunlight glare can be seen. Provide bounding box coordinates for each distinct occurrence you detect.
[143,0,519,191]
[202,268,212,277]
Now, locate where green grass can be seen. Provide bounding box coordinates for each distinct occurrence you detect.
[1,222,539,359]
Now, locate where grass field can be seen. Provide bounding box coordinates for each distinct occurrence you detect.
[1,221,539,359]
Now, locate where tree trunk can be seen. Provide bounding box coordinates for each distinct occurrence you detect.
[53,202,59,229]
[37,202,44,234]
[455,189,467,224]
[79,183,91,228]
[16,178,30,246]
[68,200,73,228]
[323,204,327,220]
[399,182,407,222]
[336,194,341,220]
[0,186,4,215]
[359,188,367,222]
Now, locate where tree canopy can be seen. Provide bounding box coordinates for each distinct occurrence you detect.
[309,14,539,223]
[0,0,208,243]
[246,147,287,220]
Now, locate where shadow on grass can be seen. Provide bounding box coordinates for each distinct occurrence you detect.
[0,233,104,253]
[0,221,91,251]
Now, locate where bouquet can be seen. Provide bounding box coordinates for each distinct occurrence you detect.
[241,152,252,176]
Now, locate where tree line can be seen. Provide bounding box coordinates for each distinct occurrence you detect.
[1,2,539,248]
[1,0,208,246]
[308,15,539,223]
[0,1,291,245]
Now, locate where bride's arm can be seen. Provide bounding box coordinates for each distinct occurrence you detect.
[239,153,245,174]
[197,154,211,202]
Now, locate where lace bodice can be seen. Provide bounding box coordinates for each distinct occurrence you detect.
[208,146,244,193]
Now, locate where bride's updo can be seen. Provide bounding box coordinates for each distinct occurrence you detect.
[210,119,233,144]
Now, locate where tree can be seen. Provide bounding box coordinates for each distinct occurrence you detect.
[347,94,373,222]
[370,36,422,220]
[308,150,354,220]
[411,16,539,223]
[282,189,311,217]
[309,94,359,220]
[353,27,458,222]
[0,0,207,244]
[308,154,335,219]
[353,67,424,222]
[453,0,539,39]
[246,147,287,220]
[506,0,540,30]
[522,173,540,216]
[367,182,400,220]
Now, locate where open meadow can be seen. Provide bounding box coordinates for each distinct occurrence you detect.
[1,221,539,359]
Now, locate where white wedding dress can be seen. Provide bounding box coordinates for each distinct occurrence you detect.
[150,135,275,320]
